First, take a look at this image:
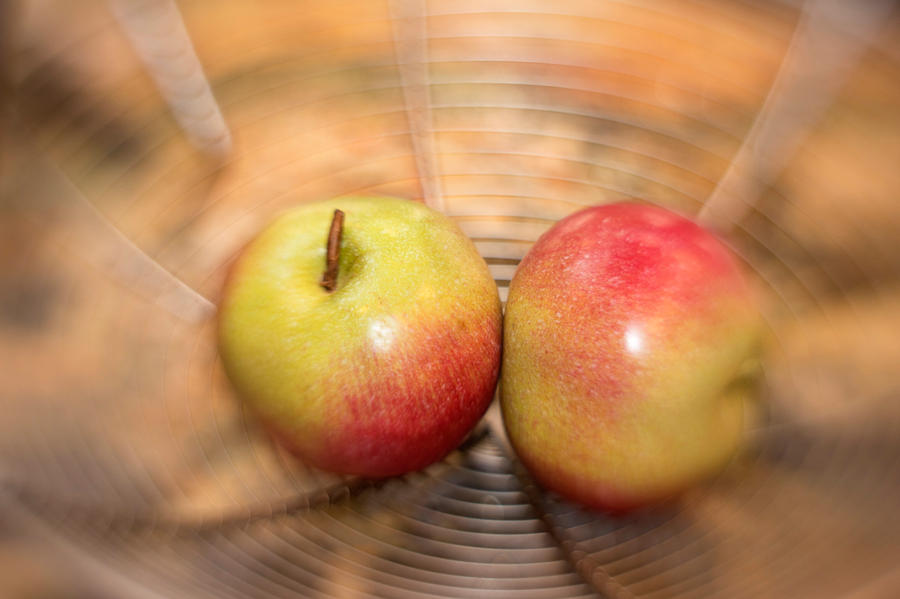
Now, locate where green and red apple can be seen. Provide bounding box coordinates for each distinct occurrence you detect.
[218,197,502,478]
[501,202,761,511]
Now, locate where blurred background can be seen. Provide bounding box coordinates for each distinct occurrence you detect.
[1,0,899,597]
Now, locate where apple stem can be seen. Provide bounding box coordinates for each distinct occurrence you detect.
[320,209,345,292]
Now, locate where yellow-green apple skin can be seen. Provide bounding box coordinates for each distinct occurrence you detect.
[501,202,760,511]
[218,197,502,478]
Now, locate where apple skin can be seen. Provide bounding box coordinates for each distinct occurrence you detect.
[218,197,502,478]
[501,202,760,512]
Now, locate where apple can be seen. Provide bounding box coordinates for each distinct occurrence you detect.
[218,197,502,478]
[500,202,761,511]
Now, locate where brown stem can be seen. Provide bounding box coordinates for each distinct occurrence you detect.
[320,209,345,292]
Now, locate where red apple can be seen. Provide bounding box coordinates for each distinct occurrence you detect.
[501,202,761,511]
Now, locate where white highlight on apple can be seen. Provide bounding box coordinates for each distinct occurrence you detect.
[368,317,397,351]
[624,326,645,355]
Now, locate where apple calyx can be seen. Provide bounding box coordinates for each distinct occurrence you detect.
[319,208,345,292]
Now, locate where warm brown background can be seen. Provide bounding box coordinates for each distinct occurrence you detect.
[2,0,899,597]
